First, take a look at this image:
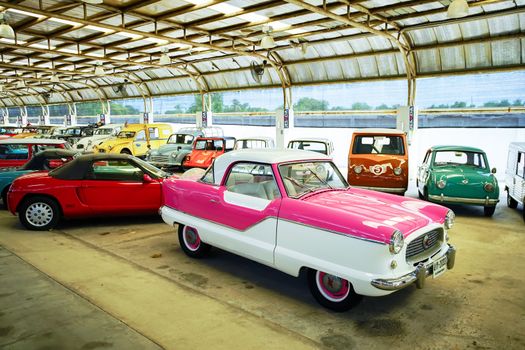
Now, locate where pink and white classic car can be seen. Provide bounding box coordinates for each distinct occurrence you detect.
[160,149,456,311]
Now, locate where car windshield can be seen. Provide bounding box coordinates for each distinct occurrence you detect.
[118,131,135,138]
[278,161,348,198]
[65,128,82,135]
[195,139,223,150]
[94,128,113,135]
[434,151,486,168]
[234,139,268,150]
[168,134,194,145]
[353,135,405,155]
[133,157,169,178]
[288,141,327,154]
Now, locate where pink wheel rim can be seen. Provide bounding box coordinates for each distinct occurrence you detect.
[316,271,350,302]
[183,226,201,251]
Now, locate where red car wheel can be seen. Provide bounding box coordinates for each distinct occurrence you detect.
[19,196,61,231]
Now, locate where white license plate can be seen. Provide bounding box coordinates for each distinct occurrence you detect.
[432,255,447,278]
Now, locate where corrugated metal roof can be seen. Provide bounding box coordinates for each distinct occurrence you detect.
[0,0,522,107]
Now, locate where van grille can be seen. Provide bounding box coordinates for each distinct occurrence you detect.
[406,228,443,260]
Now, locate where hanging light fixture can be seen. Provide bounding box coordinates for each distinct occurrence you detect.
[50,74,60,83]
[447,0,469,19]
[159,48,171,65]
[81,0,104,4]
[0,12,15,39]
[16,80,25,88]
[260,25,276,49]
[94,62,105,75]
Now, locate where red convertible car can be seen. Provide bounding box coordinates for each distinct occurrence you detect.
[8,154,171,230]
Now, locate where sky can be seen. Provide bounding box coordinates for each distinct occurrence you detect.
[112,71,525,113]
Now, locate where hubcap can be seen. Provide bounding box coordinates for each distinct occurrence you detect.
[316,271,350,302]
[183,226,201,251]
[25,202,53,227]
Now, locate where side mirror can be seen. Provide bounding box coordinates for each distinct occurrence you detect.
[491,168,497,174]
[143,174,154,183]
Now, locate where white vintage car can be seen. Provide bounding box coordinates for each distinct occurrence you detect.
[75,124,123,152]
[160,149,456,311]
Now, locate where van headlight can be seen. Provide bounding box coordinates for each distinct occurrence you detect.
[393,167,402,175]
[389,230,404,254]
[354,165,362,174]
[483,183,494,192]
[436,179,446,189]
[445,210,455,229]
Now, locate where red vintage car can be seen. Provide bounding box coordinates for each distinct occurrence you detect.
[183,136,236,169]
[8,154,172,230]
[0,138,71,168]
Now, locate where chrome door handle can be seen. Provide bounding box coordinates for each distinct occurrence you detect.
[210,199,218,204]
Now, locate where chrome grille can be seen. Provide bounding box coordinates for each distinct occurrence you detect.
[150,155,169,163]
[406,228,443,260]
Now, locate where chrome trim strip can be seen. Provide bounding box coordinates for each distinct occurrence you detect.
[371,244,456,291]
[428,194,499,205]
[353,185,406,193]
[162,205,386,245]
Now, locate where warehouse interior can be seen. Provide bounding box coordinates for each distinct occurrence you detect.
[0,1,524,349]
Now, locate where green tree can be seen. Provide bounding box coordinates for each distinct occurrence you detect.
[76,102,102,116]
[512,99,524,106]
[293,97,329,111]
[451,101,467,108]
[110,102,139,115]
[350,102,372,110]
[164,104,185,114]
[186,93,224,113]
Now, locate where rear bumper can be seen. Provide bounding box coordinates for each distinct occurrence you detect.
[371,244,456,291]
[429,194,499,206]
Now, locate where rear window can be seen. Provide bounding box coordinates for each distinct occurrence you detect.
[352,135,405,155]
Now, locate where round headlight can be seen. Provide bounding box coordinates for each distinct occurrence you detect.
[87,140,92,146]
[445,210,455,230]
[354,165,362,174]
[389,230,404,254]
[436,179,446,189]
[393,167,402,176]
[484,183,494,192]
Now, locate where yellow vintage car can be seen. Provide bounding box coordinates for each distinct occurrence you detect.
[94,123,174,157]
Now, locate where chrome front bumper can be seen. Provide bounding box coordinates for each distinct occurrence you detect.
[371,244,456,291]
[353,185,407,194]
[428,194,499,206]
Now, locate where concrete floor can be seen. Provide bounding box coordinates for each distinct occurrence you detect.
[0,193,524,350]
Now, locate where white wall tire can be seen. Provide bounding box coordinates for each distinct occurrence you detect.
[307,269,362,312]
[178,224,211,258]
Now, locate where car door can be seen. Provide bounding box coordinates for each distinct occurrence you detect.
[182,162,281,265]
[78,158,161,214]
[132,130,149,156]
[514,151,525,203]
[418,150,432,191]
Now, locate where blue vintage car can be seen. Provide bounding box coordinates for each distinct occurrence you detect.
[0,149,77,207]
[417,145,499,216]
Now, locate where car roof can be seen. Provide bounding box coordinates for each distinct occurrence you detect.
[352,128,405,135]
[0,138,67,145]
[509,142,525,151]
[288,137,332,143]
[213,149,331,184]
[49,153,137,180]
[430,145,486,153]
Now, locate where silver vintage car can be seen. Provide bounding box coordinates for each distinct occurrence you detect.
[146,127,223,170]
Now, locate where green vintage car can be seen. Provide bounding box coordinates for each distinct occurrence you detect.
[417,145,499,216]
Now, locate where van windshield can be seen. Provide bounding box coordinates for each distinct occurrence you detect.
[118,131,135,138]
[352,135,405,155]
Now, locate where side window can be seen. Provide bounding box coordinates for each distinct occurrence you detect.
[423,151,431,165]
[135,130,146,141]
[517,152,525,178]
[200,164,215,184]
[225,163,280,200]
[88,159,144,181]
[148,127,159,140]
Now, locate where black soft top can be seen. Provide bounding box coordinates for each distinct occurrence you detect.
[49,153,136,180]
[22,149,79,171]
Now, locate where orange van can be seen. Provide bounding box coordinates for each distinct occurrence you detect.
[347,129,408,195]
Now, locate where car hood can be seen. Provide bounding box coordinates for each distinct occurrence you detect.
[10,171,50,189]
[189,150,218,162]
[98,138,130,149]
[78,134,109,144]
[432,166,494,184]
[154,143,192,155]
[289,187,448,243]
